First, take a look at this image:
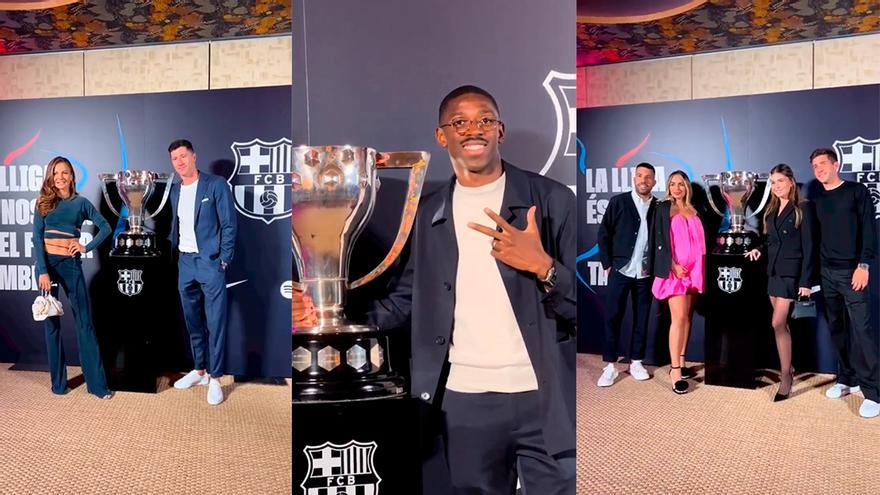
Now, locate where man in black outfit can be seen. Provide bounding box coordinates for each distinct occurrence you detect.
[596,162,657,386]
[810,147,879,418]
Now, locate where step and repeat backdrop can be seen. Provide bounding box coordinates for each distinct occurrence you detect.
[0,86,292,378]
[577,84,880,373]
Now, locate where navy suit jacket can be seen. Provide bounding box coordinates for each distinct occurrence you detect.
[368,162,576,456]
[169,171,237,265]
[597,191,657,271]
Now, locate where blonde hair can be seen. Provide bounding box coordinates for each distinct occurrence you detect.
[36,156,76,217]
[664,170,694,210]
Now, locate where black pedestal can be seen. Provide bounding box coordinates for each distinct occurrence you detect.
[293,397,420,494]
[704,253,773,389]
[96,256,171,393]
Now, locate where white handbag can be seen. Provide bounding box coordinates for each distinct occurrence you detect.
[32,290,64,321]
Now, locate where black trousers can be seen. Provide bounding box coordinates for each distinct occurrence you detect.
[821,266,880,402]
[441,390,575,495]
[603,270,652,363]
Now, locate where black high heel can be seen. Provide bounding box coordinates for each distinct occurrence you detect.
[670,365,689,394]
[679,355,694,380]
[773,368,794,402]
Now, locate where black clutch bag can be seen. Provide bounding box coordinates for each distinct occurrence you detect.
[791,295,816,319]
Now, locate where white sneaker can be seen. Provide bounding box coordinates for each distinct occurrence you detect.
[597,364,619,387]
[629,360,651,381]
[207,378,224,405]
[859,399,880,418]
[174,370,209,389]
[825,383,860,399]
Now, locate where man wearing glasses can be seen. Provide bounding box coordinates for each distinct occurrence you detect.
[295,85,576,493]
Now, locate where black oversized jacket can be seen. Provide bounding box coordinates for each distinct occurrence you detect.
[368,162,576,456]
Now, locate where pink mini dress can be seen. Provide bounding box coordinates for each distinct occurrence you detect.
[652,214,705,299]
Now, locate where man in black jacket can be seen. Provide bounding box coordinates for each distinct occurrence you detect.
[596,162,657,386]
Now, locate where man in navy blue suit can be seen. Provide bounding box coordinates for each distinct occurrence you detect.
[167,139,237,405]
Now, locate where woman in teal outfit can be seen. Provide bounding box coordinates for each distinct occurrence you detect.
[32,156,112,399]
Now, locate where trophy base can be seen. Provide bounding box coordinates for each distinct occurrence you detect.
[111,232,161,257]
[714,231,759,255]
[292,327,405,403]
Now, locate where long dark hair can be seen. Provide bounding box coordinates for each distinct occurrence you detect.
[762,163,802,233]
[36,156,77,217]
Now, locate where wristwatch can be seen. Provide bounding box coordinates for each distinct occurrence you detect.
[858,263,870,272]
[540,263,557,289]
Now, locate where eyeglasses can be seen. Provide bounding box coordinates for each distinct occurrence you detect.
[438,117,501,135]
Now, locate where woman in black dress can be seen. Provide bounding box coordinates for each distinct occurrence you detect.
[744,164,816,401]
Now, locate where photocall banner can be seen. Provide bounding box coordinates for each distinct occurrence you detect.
[0,86,292,378]
[577,84,880,373]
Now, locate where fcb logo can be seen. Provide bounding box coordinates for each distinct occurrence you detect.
[117,269,144,297]
[717,266,742,294]
[301,440,381,495]
[833,136,880,219]
[229,138,293,225]
[540,70,577,177]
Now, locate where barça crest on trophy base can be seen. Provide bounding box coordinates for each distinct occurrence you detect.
[703,170,771,254]
[100,170,172,257]
[291,145,429,403]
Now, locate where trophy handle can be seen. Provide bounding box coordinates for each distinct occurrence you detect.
[98,174,122,218]
[701,174,726,218]
[348,151,430,290]
[746,173,772,219]
[146,173,173,220]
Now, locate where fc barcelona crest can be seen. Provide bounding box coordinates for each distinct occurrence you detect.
[117,269,144,297]
[539,70,577,177]
[717,266,742,294]
[229,138,293,225]
[301,440,381,495]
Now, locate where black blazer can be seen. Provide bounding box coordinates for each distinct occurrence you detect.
[765,200,817,288]
[597,192,656,271]
[650,200,673,277]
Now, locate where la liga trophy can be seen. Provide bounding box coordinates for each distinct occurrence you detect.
[703,171,771,254]
[100,170,172,257]
[291,145,429,403]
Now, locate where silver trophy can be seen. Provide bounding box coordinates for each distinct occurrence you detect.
[100,170,172,257]
[291,145,429,402]
[703,171,771,254]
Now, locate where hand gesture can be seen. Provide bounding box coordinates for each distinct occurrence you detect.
[292,288,318,329]
[467,206,553,277]
[743,249,761,261]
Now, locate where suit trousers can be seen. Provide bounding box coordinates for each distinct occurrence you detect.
[177,253,228,377]
[441,390,575,495]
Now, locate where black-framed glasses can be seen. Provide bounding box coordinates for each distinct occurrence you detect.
[438,117,501,135]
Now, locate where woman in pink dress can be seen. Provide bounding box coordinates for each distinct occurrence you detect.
[650,170,705,394]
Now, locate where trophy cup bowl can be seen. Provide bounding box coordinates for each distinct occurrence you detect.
[291,145,429,403]
[702,170,770,254]
[100,170,172,257]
